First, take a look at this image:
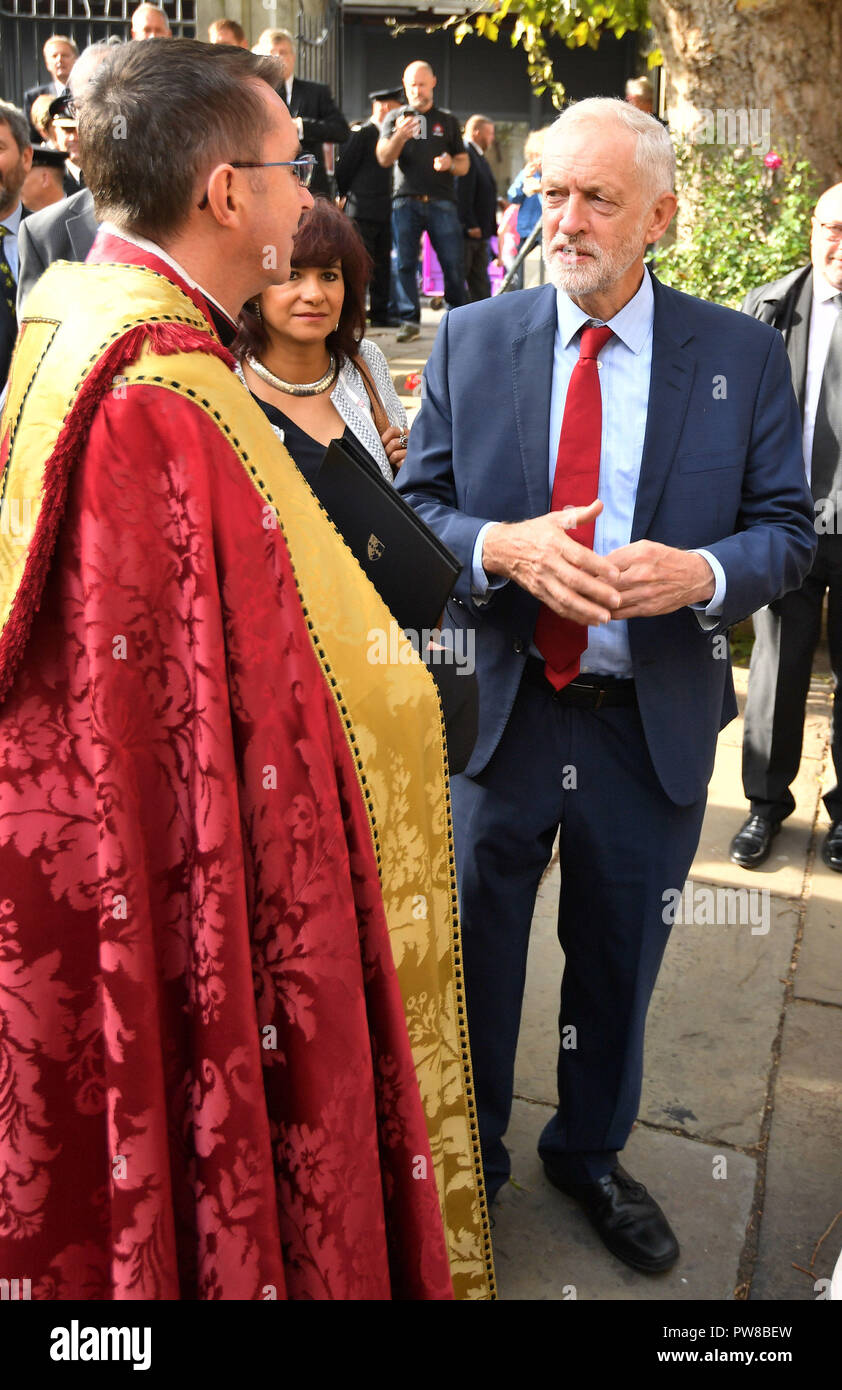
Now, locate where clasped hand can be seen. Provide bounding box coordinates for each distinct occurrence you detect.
[482,499,715,623]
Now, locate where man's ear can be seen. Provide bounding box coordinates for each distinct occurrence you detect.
[647,191,677,244]
[22,145,33,175]
[204,164,240,227]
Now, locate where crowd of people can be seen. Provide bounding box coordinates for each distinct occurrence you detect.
[0,21,837,1304]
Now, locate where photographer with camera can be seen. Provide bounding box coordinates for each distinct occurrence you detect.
[376,60,468,342]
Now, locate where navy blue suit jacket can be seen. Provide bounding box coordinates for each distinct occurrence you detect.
[397,277,817,805]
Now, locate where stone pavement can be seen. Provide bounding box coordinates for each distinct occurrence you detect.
[492,666,842,1302]
[372,305,842,1303]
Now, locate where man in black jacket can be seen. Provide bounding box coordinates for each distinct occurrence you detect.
[336,88,402,326]
[456,115,498,302]
[254,28,349,198]
[730,183,842,870]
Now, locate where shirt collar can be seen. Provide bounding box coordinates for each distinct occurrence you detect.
[813,268,842,305]
[1,202,23,235]
[100,221,238,328]
[555,263,654,354]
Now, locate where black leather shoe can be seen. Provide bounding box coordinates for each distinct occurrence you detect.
[729,814,781,868]
[544,1164,679,1273]
[822,820,842,871]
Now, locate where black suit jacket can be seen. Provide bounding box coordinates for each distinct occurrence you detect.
[456,144,497,240]
[335,121,391,222]
[286,77,350,197]
[17,186,97,315]
[0,206,30,386]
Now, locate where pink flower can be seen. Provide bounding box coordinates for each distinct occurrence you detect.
[404,372,421,393]
[764,151,783,170]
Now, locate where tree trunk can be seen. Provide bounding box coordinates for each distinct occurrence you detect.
[649,0,842,191]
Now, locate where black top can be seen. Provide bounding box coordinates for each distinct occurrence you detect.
[381,104,465,203]
[250,393,369,486]
[335,121,392,223]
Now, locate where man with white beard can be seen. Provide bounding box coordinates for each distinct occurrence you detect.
[398,97,815,1275]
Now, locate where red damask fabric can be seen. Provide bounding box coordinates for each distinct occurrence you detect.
[0,381,453,1299]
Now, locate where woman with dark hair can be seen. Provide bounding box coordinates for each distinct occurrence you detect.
[236,198,408,483]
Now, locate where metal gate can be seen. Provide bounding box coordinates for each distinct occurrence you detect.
[0,1,196,110]
[295,0,342,109]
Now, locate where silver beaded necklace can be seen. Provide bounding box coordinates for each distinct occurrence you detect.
[246,351,338,397]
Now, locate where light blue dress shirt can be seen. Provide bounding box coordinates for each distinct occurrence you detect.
[1,201,23,282]
[471,267,726,675]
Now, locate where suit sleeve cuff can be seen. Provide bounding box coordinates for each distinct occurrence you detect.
[471,522,509,604]
[690,548,727,629]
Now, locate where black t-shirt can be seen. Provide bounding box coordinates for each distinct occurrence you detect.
[381,104,465,203]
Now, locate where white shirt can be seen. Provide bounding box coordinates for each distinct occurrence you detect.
[802,270,842,482]
[99,221,238,330]
[0,201,23,282]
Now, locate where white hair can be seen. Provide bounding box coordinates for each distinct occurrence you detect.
[546,96,675,201]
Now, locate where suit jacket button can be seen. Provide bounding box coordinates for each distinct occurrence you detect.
[513,637,526,654]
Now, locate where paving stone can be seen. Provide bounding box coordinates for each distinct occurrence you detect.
[795,898,842,1007]
[750,1001,842,1301]
[493,1103,756,1301]
[640,886,798,1146]
[691,737,821,898]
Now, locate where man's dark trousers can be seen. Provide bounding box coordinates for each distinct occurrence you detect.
[464,236,491,301]
[743,539,842,824]
[452,669,707,1200]
[353,216,392,323]
[393,197,467,322]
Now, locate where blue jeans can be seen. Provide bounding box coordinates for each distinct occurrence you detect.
[392,197,467,322]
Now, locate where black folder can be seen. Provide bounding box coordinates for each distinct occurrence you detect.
[310,434,461,635]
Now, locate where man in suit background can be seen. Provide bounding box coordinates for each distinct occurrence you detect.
[0,101,32,389]
[253,28,348,199]
[23,34,77,141]
[730,185,842,871]
[457,114,498,302]
[336,87,402,327]
[208,18,248,47]
[16,43,113,312]
[398,98,816,1274]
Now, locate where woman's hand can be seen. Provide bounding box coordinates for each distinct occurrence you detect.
[381,423,408,473]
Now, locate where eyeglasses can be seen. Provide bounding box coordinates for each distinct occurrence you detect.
[197,154,316,209]
[816,221,842,243]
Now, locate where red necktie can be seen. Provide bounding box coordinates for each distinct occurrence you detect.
[534,322,613,690]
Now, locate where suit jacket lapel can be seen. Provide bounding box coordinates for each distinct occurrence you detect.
[287,78,299,116]
[631,276,696,541]
[512,283,557,516]
[784,267,812,410]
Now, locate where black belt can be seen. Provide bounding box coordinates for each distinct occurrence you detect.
[522,655,637,709]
